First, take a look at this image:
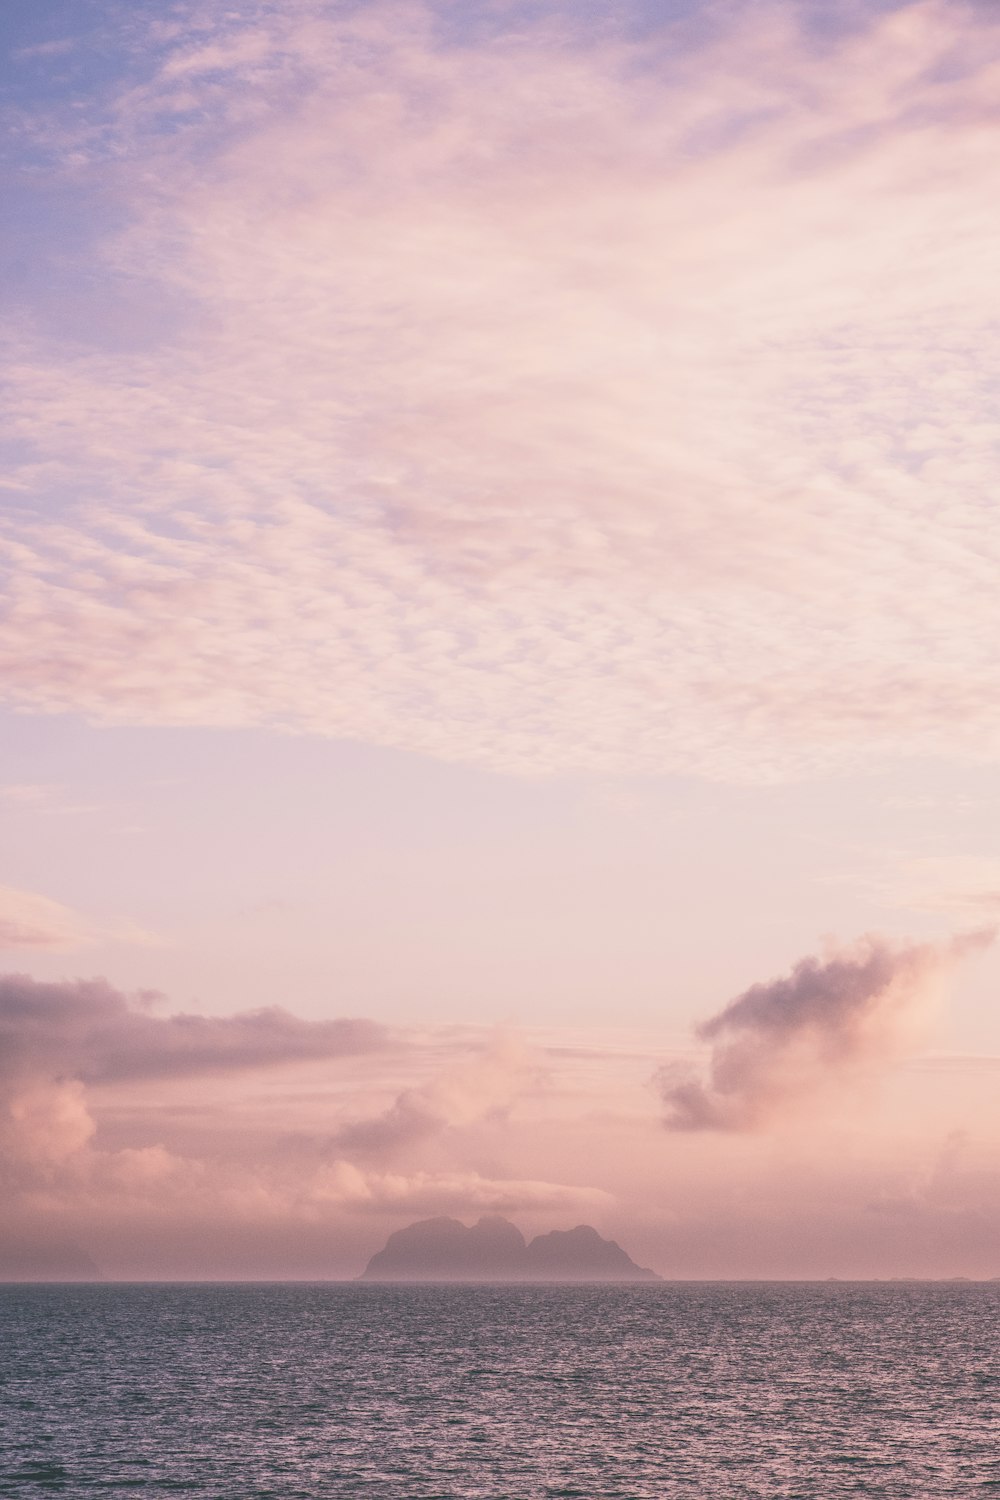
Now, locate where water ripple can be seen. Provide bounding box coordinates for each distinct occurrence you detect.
[1,1282,999,1496]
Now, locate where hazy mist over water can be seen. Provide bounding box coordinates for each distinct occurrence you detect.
[2,1282,999,1497]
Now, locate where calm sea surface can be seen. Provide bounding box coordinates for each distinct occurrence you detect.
[2,1282,1000,1497]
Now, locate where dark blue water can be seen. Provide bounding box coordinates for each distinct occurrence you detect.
[2,1282,1000,1497]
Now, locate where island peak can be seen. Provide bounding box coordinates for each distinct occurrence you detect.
[360,1215,660,1281]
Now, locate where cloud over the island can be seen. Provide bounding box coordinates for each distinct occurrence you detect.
[334,1032,531,1156]
[0,974,607,1275]
[659,931,996,1131]
[3,1,1000,781]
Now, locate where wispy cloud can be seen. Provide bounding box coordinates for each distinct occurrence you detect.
[659,930,996,1130]
[12,38,77,62]
[3,1,1000,779]
[310,1161,611,1218]
[0,784,58,806]
[0,884,154,951]
[879,856,1000,919]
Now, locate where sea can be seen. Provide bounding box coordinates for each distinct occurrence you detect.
[2,1281,999,1497]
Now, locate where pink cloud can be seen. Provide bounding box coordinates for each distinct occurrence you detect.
[0,973,387,1087]
[0,975,608,1271]
[0,884,155,951]
[4,965,1000,1277]
[0,886,98,950]
[0,973,611,1276]
[1,2,1000,780]
[334,1032,533,1156]
[659,929,996,1130]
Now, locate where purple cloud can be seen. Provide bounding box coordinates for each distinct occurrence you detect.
[659,930,995,1130]
[0,973,387,1085]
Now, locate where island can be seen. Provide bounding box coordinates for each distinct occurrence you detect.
[360,1214,661,1281]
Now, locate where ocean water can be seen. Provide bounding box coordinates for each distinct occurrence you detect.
[2,1282,999,1497]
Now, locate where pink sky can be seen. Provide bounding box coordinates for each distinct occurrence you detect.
[3,0,1000,1279]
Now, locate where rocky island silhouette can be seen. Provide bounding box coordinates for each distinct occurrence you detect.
[360,1214,661,1281]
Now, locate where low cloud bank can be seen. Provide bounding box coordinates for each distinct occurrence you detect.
[0,974,603,1278]
[659,930,995,1131]
[0,973,388,1179]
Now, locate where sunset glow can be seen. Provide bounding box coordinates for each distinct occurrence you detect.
[4,0,1000,1283]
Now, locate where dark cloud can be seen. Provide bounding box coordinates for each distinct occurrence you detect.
[0,973,388,1085]
[659,930,995,1131]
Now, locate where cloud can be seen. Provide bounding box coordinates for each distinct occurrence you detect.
[1,1078,96,1173]
[0,972,388,1188]
[12,37,77,61]
[0,973,387,1086]
[659,929,995,1131]
[6,964,1000,1276]
[0,884,156,951]
[0,978,602,1254]
[0,784,57,806]
[334,1032,532,1155]
[311,1162,612,1218]
[3,2,1000,780]
[882,856,1000,919]
[0,886,99,950]
[0,976,609,1275]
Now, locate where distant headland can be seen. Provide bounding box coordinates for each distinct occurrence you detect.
[360,1214,661,1281]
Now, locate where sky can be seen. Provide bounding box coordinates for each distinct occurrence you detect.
[3,0,1000,1280]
